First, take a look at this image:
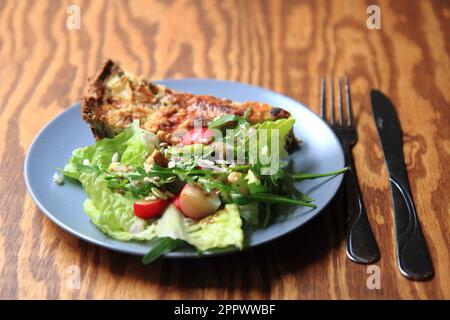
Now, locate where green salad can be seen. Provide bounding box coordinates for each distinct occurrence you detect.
[59,110,346,263]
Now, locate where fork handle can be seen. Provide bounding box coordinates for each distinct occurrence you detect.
[343,148,380,264]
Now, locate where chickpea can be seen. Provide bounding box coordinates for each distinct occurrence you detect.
[227,172,243,183]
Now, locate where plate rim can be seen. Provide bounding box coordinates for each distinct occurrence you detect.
[24,78,344,258]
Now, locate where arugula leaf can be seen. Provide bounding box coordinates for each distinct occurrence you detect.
[243,105,253,121]
[238,202,259,226]
[248,184,268,194]
[230,191,248,205]
[260,203,271,228]
[248,193,317,208]
[293,167,348,180]
[208,114,238,129]
[142,237,184,264]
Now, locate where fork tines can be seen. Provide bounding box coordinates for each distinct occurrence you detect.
[320,76,354,127]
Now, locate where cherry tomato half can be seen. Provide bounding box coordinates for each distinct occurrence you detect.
[133,199,169,220]
[179,184,221,220]
[173,195,182,211]
[181,128,213,145]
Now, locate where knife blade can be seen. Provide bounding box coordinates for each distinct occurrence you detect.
[371,90,434,281]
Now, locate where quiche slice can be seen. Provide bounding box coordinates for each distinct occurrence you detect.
[81,59,296,147]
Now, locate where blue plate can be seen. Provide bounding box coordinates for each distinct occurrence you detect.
[24,79,344,257]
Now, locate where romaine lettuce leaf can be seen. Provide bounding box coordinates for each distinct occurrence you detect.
[75,172,244,250]
[156,204,189,240]
[61,121,157,180]
[187,204,244,251]
[253,117,295,158]
[80,172,157,241]
[156,203,244,251]
[121,125,157,167]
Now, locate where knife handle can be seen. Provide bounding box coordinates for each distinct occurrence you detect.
[344,149,380,264]
[388,163,434,280]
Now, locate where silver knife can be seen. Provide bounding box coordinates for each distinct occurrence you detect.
[371,90,434,281]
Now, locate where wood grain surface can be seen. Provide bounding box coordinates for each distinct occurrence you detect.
[0,0,449,300]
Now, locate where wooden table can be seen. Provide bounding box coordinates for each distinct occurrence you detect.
[1,0,449,299]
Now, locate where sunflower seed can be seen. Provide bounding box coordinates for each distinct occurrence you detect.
[111,152,120,163]
[164,176,176,183]
[150,176,161,185]
[151,187,168,200]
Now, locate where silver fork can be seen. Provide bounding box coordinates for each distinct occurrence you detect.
[320,76,380,264]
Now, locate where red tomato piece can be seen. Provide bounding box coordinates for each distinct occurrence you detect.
[181,128,213,145]
[173,194,182,211]
[178,184,221,220]
[133,199,169,219]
